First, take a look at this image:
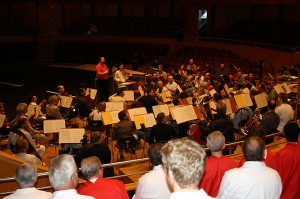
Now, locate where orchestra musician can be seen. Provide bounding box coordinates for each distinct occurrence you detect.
[0,101,11,137]
[73,87,93,118]
[114,64,132,85]
[166,75,178,97]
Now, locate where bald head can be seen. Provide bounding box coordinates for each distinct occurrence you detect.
[242,136,265,161]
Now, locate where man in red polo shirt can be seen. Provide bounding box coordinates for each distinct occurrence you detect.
[77,156,129,199]
[96,57,109,101]
[199,131,238,197]
[276,121,300,199]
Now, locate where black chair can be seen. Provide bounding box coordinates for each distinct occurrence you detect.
[114,135,137,161]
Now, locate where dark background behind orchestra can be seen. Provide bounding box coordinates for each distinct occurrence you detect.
[0,63,107,122]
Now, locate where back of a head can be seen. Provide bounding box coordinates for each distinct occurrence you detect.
[161,138,206,190]
[278,92,288,103]
[267,99,276,111]
[156,112,166,124]
[48,154,77,190]
[148,142,164,166]
[249,124,266,140]
[98,102,106,112]
[206,131,225,152]
[118,110,127,121]
[15,137,29,153]
[16,103,27,114]
[242,136,265,161]
[216,102,226,117]
[283,121,299,142]
[90,131,106,144]
[16,162,37,188]
[81,156,102,181]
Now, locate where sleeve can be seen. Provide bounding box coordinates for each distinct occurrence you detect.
[149,126,155,144]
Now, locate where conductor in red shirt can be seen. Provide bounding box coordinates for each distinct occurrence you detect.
[96,57,109,101]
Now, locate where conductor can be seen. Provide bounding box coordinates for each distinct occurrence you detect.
[96,57,109,102]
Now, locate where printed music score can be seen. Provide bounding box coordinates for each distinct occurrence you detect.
[127,107,147,121]
[0,114,5,127]
[161,91,172,103]
[59,128,85,144]
[254,92,268,108]
[170,105,198,124]
[123,90,135,101]
[26,105,41,117]
[43,119,66,133]
[132,113,156,130]
[85,88,97,100]
[152,104,170,118]
[234,93,253,109]
[102,111,120,125]
[221,98,237,115]
[105,102,124,112]
[60,96,73,108]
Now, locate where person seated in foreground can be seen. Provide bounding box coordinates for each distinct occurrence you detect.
[14,137,43,165]
[218,136,282,199]
[77,156,129,199]
[133,142,171,199]
[199,131,238,197]
[4,162,52,199]
[48,154,95,199]
[161,138,214,199]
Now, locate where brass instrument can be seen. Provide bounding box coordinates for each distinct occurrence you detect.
[195,96,212,125]
[240,107,262,136]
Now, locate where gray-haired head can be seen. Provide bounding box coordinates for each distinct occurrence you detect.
[16,162,37,188]
[48,154,78,190]
[81,156,102,180]
[206,131,225,152]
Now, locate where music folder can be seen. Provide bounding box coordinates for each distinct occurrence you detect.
[60,96,73,108]
[170,105,198,124]
[123,90,135,101]
[234,93,253,109]
[59,128,85,144]
[102,111,120,125]
[127,107,147,121]
[0,114,5,128]
[43,119,66,133]
[254,92,268,108]
[152,104,170,118]
[85,88,97,100]
[221,98,238,115]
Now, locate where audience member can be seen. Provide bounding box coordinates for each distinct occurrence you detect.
[134,143,171,199]
[4,162,52,199]
[199,131,237,197]
[77,156,129,199]
[161,138,213,199]
[276,121,300,199]
[239,124,277,171]
[48,154,94,199]
[218,136,282,199]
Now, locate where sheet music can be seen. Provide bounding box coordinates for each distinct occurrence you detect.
[60,96,73,108]
[59,128,85,144]
[234,94,253,109]
[177,85,183,93]
[254,92,268,108]
[209,101,217,114]
[102,110,120,125]
[242,87,250,94]
[221,98,233,115]
[138,86,144,96]
[0,114,5,128]
[281,83,292,94]
[123,90,135,101]
[105,102,124,111]
[133,113,156,130]
[86,88,97,100]
[43,119,66,133]
[26,105,41,117]
[171,105,197,124]
[224,84,232,97]
[127,107,147,120]
[209,89,217,96]
[161,91,172,103]
[152,104,170,118]
[274,84,285,94]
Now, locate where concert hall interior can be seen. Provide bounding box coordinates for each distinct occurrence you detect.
[0,0,300,198]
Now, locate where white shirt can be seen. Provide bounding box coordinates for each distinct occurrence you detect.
[108,94,126,102]
[166,81,178,92]
[14,153,42,165]
[89,110,102,121]
[133,165,171,199]
[169,189,214,199]
[51,189,95,199]
[4,187,52,199]
[218,161,282,199]
[275,103,294,132]
[114,70,131,83]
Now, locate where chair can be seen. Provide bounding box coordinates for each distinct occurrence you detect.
[113,135,137,161]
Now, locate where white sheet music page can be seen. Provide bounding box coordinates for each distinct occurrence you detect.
[152,104,170,118]
[0,114,5,128]
[86,88,97,100]
[105,102,124,111]
[60,96,73,108]
[123,90,135,101]
[59,128,85,144]
[43,119,66,133]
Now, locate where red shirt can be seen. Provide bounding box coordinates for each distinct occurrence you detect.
[239,149,278,171]
[96,62,109,80]
[77,178,129,199]
[199,155,238,197]
[276,143,300,199]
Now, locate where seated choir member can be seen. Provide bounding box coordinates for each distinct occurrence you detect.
[239,124,278,171]
[133,142,171,199]
[3,162,52,199]
[77,156,129,199]
[161,138,214,199]
[199,131,238,197]
[149,112,177,144]
[218,136,282,199]
[276,121,300,199]
[48,154,95,199]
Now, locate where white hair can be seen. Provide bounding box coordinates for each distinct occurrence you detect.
[48,154,77,190]
[16,162,37,188]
